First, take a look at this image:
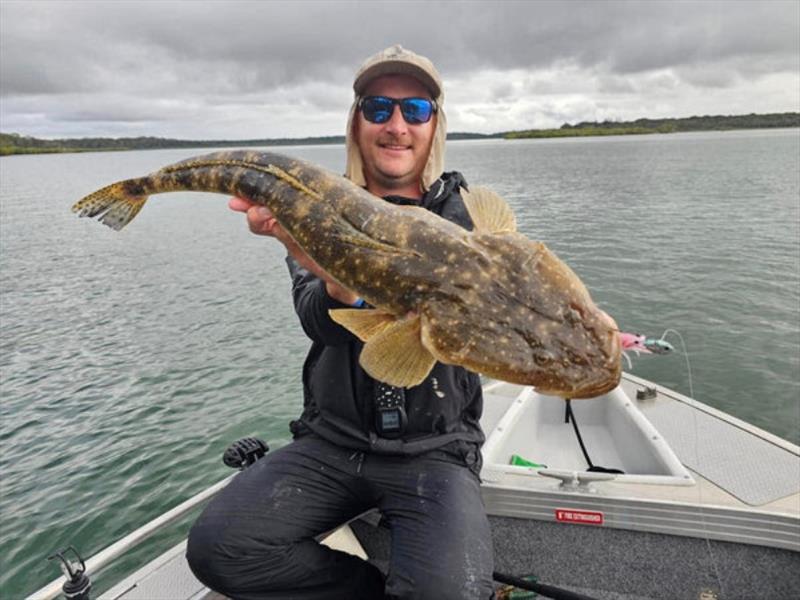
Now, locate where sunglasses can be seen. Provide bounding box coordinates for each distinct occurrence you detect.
[359,96,437,124]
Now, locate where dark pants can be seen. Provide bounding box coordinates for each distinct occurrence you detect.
[186,435,494,600]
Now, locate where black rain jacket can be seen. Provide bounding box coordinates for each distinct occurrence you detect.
[287,172,485,457]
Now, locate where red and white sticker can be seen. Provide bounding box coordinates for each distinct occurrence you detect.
[555,509,604,525]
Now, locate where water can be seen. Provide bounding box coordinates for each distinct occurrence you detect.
[1,130,798,597]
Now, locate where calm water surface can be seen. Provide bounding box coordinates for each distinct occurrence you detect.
[1,130,798,596]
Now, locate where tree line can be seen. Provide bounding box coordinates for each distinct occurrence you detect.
[2,112,797,155]
[504,112,799,139]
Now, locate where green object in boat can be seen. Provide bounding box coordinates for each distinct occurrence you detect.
[510,454,547,468]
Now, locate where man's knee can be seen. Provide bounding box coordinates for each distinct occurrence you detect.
[189,514,359,597]
[185,519,234,590]
[186,518,288,592]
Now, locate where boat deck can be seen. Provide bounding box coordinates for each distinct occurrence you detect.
[99,526,370,600]
[630,375,800,508]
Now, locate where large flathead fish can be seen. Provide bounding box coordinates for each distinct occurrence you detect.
[73,151,621,398]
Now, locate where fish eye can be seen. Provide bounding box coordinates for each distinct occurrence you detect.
[565,307,582,324]
[533,350,554,366]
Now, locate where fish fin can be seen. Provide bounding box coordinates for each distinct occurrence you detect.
[359,316,436,387]
[329,308,396,341]
[461,186,517,234]
[72,180,148,231]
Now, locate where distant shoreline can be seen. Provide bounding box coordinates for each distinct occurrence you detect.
[2,112,797,156]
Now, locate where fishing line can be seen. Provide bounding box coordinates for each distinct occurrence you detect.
[658,328,724,598]
[659,328,694,399]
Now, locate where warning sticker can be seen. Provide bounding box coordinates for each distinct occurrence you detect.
[555,509,604,525]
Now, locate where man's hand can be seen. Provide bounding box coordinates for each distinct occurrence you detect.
[228,197,284,238]
[229,198,360,306]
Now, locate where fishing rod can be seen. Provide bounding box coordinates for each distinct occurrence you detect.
[493,571,599,600]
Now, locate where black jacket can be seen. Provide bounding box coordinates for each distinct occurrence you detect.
[287,172,484,456]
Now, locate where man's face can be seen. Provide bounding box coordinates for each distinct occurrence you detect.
[355,74,436,196]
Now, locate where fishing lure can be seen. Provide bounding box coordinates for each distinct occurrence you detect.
[619,332,675,369]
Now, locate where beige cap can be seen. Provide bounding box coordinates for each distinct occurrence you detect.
[345,45,447,192]
[353,44,443,101]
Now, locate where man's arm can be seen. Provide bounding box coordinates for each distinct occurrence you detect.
[287,257,361,346]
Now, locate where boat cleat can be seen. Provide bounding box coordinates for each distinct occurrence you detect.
[537,468,618,493]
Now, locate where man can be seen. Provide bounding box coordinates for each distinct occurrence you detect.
[187,45,495,600]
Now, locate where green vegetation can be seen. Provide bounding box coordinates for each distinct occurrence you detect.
[0,132,346,156]
[505,112,799,140]
[0,131,499,155]
[2,113,797,156]
[505,126,668,139]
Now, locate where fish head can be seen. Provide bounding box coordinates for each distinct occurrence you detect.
[420,233,621,398]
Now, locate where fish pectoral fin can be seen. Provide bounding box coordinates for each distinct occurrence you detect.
[359,316,436,388]
[329,308,397,341]
[462,186,517,234]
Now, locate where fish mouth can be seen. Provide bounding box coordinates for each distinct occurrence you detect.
[565,372,622,399]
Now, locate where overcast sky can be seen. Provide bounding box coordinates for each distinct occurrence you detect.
[1,0,798,140]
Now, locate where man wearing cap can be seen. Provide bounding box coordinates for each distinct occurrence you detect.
[186,46,495,600]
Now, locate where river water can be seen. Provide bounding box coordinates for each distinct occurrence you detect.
[1,130,798,596]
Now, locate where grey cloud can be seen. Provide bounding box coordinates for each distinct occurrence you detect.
[490,82,515,101]
[55,100,188,124]
[1,0,797,138]
[677,65,739,89]
[430,1,799,77]
[597,75,637,95]
[3,0,798,96]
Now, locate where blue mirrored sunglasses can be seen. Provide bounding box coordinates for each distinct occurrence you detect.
[359,96,437,124]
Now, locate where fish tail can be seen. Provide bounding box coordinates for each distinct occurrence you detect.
[71,179,148,231]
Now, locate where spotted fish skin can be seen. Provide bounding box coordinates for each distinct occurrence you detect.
[73,150,621,398]
[420,233,620,397]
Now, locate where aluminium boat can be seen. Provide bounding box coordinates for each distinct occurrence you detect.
[28,372,800,600]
